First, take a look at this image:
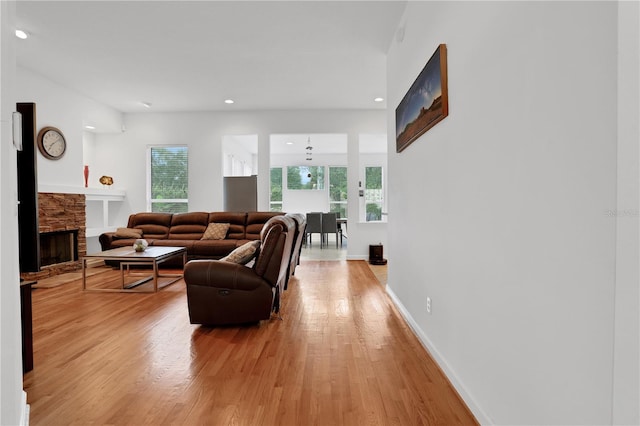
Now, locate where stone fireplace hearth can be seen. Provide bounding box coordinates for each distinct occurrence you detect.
[20,192,87,281]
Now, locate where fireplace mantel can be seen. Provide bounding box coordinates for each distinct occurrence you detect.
[38,185,127,238]
[38,184,125,199]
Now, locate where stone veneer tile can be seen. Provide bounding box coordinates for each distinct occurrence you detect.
[20,192,87,281]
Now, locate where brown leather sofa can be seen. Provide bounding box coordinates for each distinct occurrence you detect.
[184,215,296,325]
[99,211,284,261]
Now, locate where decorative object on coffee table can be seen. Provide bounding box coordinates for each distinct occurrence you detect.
[133,239,148,252]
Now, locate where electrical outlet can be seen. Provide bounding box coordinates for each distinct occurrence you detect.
[426,297,432,314]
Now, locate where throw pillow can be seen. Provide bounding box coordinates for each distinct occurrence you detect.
[115,227,143,239]
[220,240,261,265]
[201,222,230,240]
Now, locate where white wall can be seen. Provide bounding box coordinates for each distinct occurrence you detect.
[0,3,29,425]
[82,130,96,168]
[94,110,387,259]
[387,1,636,424]
[612,1,640,423]
[17,66,123,189]
[222,134,257,176]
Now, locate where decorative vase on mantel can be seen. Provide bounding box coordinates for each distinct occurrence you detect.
[83,165,89,188]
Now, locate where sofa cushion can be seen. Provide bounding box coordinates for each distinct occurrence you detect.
[152,239,197,251]
[171,212,209,226]
[202,223,230,240]
[109,238,139,248]
[115,227,143,239]
[191,240,239,257]
[168,212,209,240]
[220,240,261,265]
[246,212,283,240]
[209,212,247,239]
[127,213,172,239]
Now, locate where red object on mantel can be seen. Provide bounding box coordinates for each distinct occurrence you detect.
[83,165,89,187]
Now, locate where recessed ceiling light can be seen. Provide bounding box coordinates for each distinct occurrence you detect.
[374,97,384,103]
[141,102,152,108]
[15,30,28,40]
[286,141,294,145]
[84,125,96,130]
[224,99,234,104]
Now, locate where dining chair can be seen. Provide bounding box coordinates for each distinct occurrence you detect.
[321,212,340,248]
[305,212,322,248]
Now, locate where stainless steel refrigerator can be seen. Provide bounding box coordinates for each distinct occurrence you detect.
[223,175,257,211]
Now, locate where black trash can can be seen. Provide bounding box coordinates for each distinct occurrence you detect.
[369,244,387,265]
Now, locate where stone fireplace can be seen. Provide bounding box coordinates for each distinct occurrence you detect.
[20,192,87,281]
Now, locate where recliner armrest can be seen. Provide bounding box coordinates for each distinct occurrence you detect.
[98,232,117,251]
[184,260,269,291]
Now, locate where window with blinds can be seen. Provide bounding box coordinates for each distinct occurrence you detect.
[329,166,347,218]
[270,167,283,212]
[148,146,188,213]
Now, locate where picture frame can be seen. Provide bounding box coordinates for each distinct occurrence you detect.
[395,44,448,153]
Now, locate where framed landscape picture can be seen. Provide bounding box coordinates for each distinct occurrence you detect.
[395,44,448,153]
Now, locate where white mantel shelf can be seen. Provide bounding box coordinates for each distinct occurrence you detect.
[38,185,127,238]
[38,184,126,200]
[86,227,117,238]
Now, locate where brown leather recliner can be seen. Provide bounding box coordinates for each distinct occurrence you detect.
[284,213,306,289]
[184,215,296,325]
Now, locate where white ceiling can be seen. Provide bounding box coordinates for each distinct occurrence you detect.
[15,1,407,113]
[270,133,387,154]
[225,133,387,155]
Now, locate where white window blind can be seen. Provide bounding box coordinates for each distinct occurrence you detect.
[148,146,188,213]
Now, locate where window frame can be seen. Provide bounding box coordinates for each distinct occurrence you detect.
[363,165,386,222]
[270,166,283,212]
[328,165,348,218]
[286,165,326,191]
[146,145,189,213]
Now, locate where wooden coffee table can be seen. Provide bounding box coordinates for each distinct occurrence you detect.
[82,246,187,292]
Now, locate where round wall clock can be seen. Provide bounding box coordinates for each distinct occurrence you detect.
[37,126,66,160]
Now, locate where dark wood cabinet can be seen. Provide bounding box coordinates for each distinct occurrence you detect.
[16,102,40,273]
[20,281,34,373]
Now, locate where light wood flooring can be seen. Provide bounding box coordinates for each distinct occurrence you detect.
[24,260,477,425]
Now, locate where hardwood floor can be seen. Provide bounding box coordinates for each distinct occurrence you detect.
[24,260,477,425]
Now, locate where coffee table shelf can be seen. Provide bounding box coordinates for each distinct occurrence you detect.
[82,246,187,292]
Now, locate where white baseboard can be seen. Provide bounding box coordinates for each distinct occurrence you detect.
[20,390,30,426]
[385,285,492,426]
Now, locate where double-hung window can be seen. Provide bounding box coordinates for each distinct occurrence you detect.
[328,166,347,217]
[286,166,325,190]
[364,166,384,221]
[147,146,189,213]
[270,167,283,211]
